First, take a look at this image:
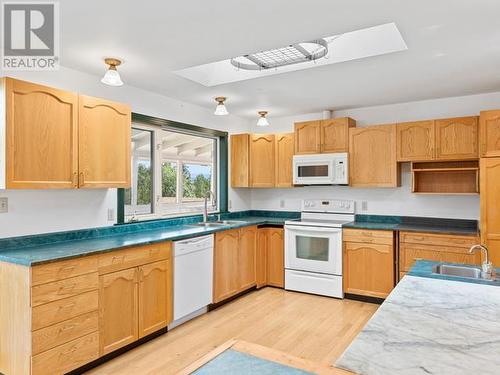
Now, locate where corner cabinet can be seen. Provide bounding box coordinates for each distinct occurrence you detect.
[256,227,284,288]
[480,158,500,266]
[349,124,400,187]
[480,110,500,157]
[213,227,257,303]
[230,133,294,188]
[0,77,131,189]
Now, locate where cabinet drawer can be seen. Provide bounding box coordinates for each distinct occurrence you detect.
[400,232,478,248]
[343,229,394,245]
[32,256,98,286]
[31,272,98,307]
[32,291,98,331]
[400,244,481,272]
[98,243,171,274]
[32,311,98,355]
[31,332,99,375]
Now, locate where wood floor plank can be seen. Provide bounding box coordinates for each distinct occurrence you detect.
[85,288,378,374]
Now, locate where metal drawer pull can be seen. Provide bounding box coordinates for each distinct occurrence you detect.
[59,301,76,310]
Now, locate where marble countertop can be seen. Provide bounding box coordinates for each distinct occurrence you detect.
[336,274,500,375]
[0,215,288,266]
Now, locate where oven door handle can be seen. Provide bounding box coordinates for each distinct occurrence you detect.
[285,225,342,233]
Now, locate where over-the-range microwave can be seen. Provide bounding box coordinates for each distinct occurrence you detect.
[293,153,348,185]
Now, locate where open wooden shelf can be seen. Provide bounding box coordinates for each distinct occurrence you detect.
[411,161,479,195]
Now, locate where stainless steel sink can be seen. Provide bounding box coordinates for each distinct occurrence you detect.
[432,264,482,279]
[214,220,247,225]
[190,222,228,228]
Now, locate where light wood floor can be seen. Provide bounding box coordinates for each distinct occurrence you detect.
[86,288,378,375]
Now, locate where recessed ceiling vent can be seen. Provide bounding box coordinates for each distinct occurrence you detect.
[230,39,329,70]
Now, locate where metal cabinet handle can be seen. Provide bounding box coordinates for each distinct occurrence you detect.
[79,172,84,186]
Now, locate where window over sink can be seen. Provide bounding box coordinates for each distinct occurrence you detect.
[121,114,227,222]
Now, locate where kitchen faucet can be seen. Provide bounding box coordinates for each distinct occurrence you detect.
[203,191,215,223]
[469,244,494,277]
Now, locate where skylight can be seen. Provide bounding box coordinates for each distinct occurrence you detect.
[174,23,408,87]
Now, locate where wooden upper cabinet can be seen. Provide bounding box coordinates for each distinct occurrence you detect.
[3,77,78,189]
[480,110,500,157]
[321,118,355,153]
[275,133,294,187]
[99,267,138,355]
[294,120,321,154]
[396,120,435,161]
[213,229,240,303]
[138,260,170,338]
[480,158,500,266]
[78,95,131,188]
[435,116,478,160]
[230,134,249,187]
[249,134,275,187]
[238,226,257,290]
[349,124,400,187]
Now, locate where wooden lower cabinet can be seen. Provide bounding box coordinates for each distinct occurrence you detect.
[0,242,173,375]
[343,229,395,298]
[256,227,285,289]
[213,229,241,303]
[99,268,139,355]
[399,231,480,272]
[239,226,257,290]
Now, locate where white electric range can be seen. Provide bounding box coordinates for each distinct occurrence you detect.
[284,199,355,298]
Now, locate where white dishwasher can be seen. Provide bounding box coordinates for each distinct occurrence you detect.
[172,234,214,326]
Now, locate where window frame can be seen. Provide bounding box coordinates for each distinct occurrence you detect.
[117,113,228,224]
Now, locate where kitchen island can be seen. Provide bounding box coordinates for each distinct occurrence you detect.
[336,263,500,374]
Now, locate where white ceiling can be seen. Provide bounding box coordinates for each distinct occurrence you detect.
[61,0,500,119]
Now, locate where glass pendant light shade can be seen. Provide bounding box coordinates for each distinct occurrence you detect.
[101,58,124,86]
[214,97,228,115]
[257,111,269,126]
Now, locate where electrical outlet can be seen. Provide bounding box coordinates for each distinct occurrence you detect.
[0,197,8,213]
[361,201,368,211]
[107,208,115,221]
[229,200,232,209]
[280,199,285,208]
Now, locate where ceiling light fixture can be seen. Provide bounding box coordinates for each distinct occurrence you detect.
[257,111,269,127]
[101,58,124,86]
[214,96,229,115]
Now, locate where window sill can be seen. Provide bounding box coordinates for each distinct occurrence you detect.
[122,210,219,224]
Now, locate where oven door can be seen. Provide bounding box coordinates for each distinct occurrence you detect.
[285,224,342,275]
[293,158,333,185]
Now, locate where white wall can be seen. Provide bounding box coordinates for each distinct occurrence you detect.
[247,91,500,219]
[0,67,250,238]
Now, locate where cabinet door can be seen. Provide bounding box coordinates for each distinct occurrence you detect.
[396,120,435,161]
[256,228,268,288]
[239,226,257,290]
[343,242,394,298]
[294,121,321,154]
[321,118,355,153]
[275,133,294,187]
[4,78,78,189]
[435,116,478,160]
[267,228,284,288]
[138,260,170,338]
[99,268,138,355]
[213,229,240,303]
[78,95,131,188]
[479,110,500,157]
[349,124,400,187]
[250,134,275,187]
[230,134,250,187]
[480,157,500,266]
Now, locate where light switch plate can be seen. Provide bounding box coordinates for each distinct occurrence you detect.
[107,208,115,221]
[0,197,8,213]
[280,199,285,208]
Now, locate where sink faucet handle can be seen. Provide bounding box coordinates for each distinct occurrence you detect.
[469,244,490,268]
